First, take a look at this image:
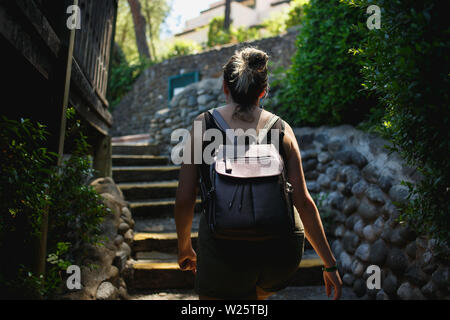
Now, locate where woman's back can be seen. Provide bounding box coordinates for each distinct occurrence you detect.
[175,46,342,300]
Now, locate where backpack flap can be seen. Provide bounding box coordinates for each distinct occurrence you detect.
[214,144,284,179]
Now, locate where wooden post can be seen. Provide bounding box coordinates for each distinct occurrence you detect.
[93,134,112,178]
[36,0,78,278]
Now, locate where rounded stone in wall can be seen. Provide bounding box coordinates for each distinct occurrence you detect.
[96,282,119,300]
[187,95,197,107]
[301,149,318,160]
[351,259,365,277]
[327,139,344,154]
[351,180,368,199]
[362,225,378,243]
[388,184,410,206]
[306,181,320,194]
[331,239,344,257]
[318,151,331,164]
[303,159,318,172]
[329,191,345,210]
[334,149,354,165]
[397,282,426,300]
[361,163,380,184]
[345,214,359,230]
[365,184,386,206]
[386,247,408,275]
[352,278,367,297]
[421,280,439,299]
[334,225,345,238]
[353,217,365,238]
[378,175,393,193]
[376,289,390,300]
[315,133,330,146]
[339,251,353,272]
[343,273,355,286]
[342,182,354,197]
[350,150,368,169]
[357,198,379,222]
[382,272,398,296]
[317,173,331,188]
[342,231,360,254]
[343,196,359,216]
[355,243,370,262]
[368,239,388,265]
[341,165,361,185]
[373,216,384,236]
[405,263,429,287]
[405,241,417,259]
[390,224,416,246]
[380,226,393,242]
[431,266,450,290]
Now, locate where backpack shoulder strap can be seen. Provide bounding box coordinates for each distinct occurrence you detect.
[209,109,236,144]
[257,113,280,144]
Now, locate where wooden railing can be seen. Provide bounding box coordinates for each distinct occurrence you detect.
[73,0,117,102]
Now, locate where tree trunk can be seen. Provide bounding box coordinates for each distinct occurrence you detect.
[127,0,151,59]
[224,0,232,32]
[144,8,157,61]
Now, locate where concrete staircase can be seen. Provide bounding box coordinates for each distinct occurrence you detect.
[112,143,324,296]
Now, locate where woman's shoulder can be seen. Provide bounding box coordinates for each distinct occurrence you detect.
[261,109,293,131]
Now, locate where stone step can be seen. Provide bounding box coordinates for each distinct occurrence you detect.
[113,166,180,183]
[133,215,201,234]
[129,198,202,219]
[133,232,198,255]
[118,180,178,201]
[132,215,314,254]
[112,155,169,167]
[130,252,195,290]
[129,251,323,291]
[112,143,159,156]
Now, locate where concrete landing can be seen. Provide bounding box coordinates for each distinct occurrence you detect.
[131,286,360,300]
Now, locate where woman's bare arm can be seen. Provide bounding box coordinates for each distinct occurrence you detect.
[174,115,204,272]
[283,123,337,268]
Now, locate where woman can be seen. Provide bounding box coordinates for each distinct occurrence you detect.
[174,47,342,300]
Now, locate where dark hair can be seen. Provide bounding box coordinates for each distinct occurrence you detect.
[223,47,269,119]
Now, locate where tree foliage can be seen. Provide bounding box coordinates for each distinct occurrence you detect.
[115,0,171,62]
[0,110,108,298]
[274,0,374,126]
[347,0,450,247]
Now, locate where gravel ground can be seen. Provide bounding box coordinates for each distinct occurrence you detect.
[131,286,360,300]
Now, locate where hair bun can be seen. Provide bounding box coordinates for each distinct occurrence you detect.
[241,48,268,71]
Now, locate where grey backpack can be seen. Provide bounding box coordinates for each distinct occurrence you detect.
[199,109,295,240]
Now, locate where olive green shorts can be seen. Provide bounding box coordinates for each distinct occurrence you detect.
[194,210,305,299]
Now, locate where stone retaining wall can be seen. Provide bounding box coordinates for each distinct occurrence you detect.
[110,28,299,137]
[150,78,226,155]
[294,126,449,300]
[149,77,449,299]
[62,177,135,300]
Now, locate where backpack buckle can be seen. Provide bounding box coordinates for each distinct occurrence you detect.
[207,187,215,199]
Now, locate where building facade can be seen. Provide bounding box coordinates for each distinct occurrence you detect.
[175,0,291,45]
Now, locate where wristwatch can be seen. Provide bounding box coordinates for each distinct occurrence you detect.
[322,265,338,272]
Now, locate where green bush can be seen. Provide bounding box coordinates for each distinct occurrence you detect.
[285,0,309,28]
[107,44,153,109]
[207,16,233,47]
[207,16,261,48]
[347,0,450,248]
[233,26,261,43]
[0,109,108,298]
[165,39,202,59]
[274,0,376,126]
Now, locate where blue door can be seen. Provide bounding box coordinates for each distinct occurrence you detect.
[168,71,200,103]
